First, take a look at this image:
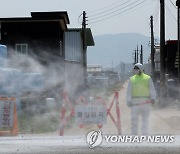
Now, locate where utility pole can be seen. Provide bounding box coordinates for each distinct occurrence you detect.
[137,45,139,63]
[176,0,180,85]
[160,0,166,103]
[160,0,165,82]
[132,52,135,65]
[134,49,137,64]
[140,45,143,64]
[134,46,142,64]
[150,16,155,80]
[134,50,136,64]
[82,11,88,84]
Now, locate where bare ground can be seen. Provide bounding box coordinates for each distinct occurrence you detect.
[63,81,180,136]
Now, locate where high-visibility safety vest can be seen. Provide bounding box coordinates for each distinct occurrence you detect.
[130,73,150,99]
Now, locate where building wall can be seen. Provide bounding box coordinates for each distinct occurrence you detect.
[64,31,83,62]
[1,21,64,58]
[64,31,84,86]
[64,61,84,86]
[0,21,86,96]
[87,65,102,73]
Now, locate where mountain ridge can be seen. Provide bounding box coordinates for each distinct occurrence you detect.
[87,33,152,68]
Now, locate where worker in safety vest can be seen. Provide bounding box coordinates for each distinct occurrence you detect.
[126,63,156,135]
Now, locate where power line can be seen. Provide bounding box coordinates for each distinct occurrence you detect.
[87,0,127,14]
[89,0,151,27]
[88,0,148,25]
[165,4,177,23]
[153,1,160,27]
[153,0,159,38]
[88,0,141,21]
[78,13,83,25]
[169,0,177,9]
[88,0,132,17]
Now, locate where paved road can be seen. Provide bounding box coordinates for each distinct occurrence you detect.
[1,82,179,154]
[0,135,180,154]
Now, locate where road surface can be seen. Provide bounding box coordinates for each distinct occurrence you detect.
[0,81,180,153]
[0,135,180,154]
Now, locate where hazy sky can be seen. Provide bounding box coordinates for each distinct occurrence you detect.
[0,0,177,40]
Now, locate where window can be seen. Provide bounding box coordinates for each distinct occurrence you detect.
[15,44,28,54]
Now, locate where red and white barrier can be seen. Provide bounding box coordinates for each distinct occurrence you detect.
[59,91,121,136]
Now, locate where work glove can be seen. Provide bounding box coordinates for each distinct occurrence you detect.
[127,101,132,107]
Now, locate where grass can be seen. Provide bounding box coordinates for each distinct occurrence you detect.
[18,109,60,134]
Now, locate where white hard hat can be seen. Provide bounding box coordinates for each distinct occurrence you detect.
[134,63,144,72]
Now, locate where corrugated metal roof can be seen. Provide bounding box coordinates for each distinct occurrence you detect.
[67,28,95,46]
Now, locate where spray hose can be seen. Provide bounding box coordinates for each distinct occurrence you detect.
[132,100,152,106]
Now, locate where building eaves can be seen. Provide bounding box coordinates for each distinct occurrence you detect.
[0,17,65,22]
[0,11,70,30]
[67,28,95,46]
[31,11,70,24]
